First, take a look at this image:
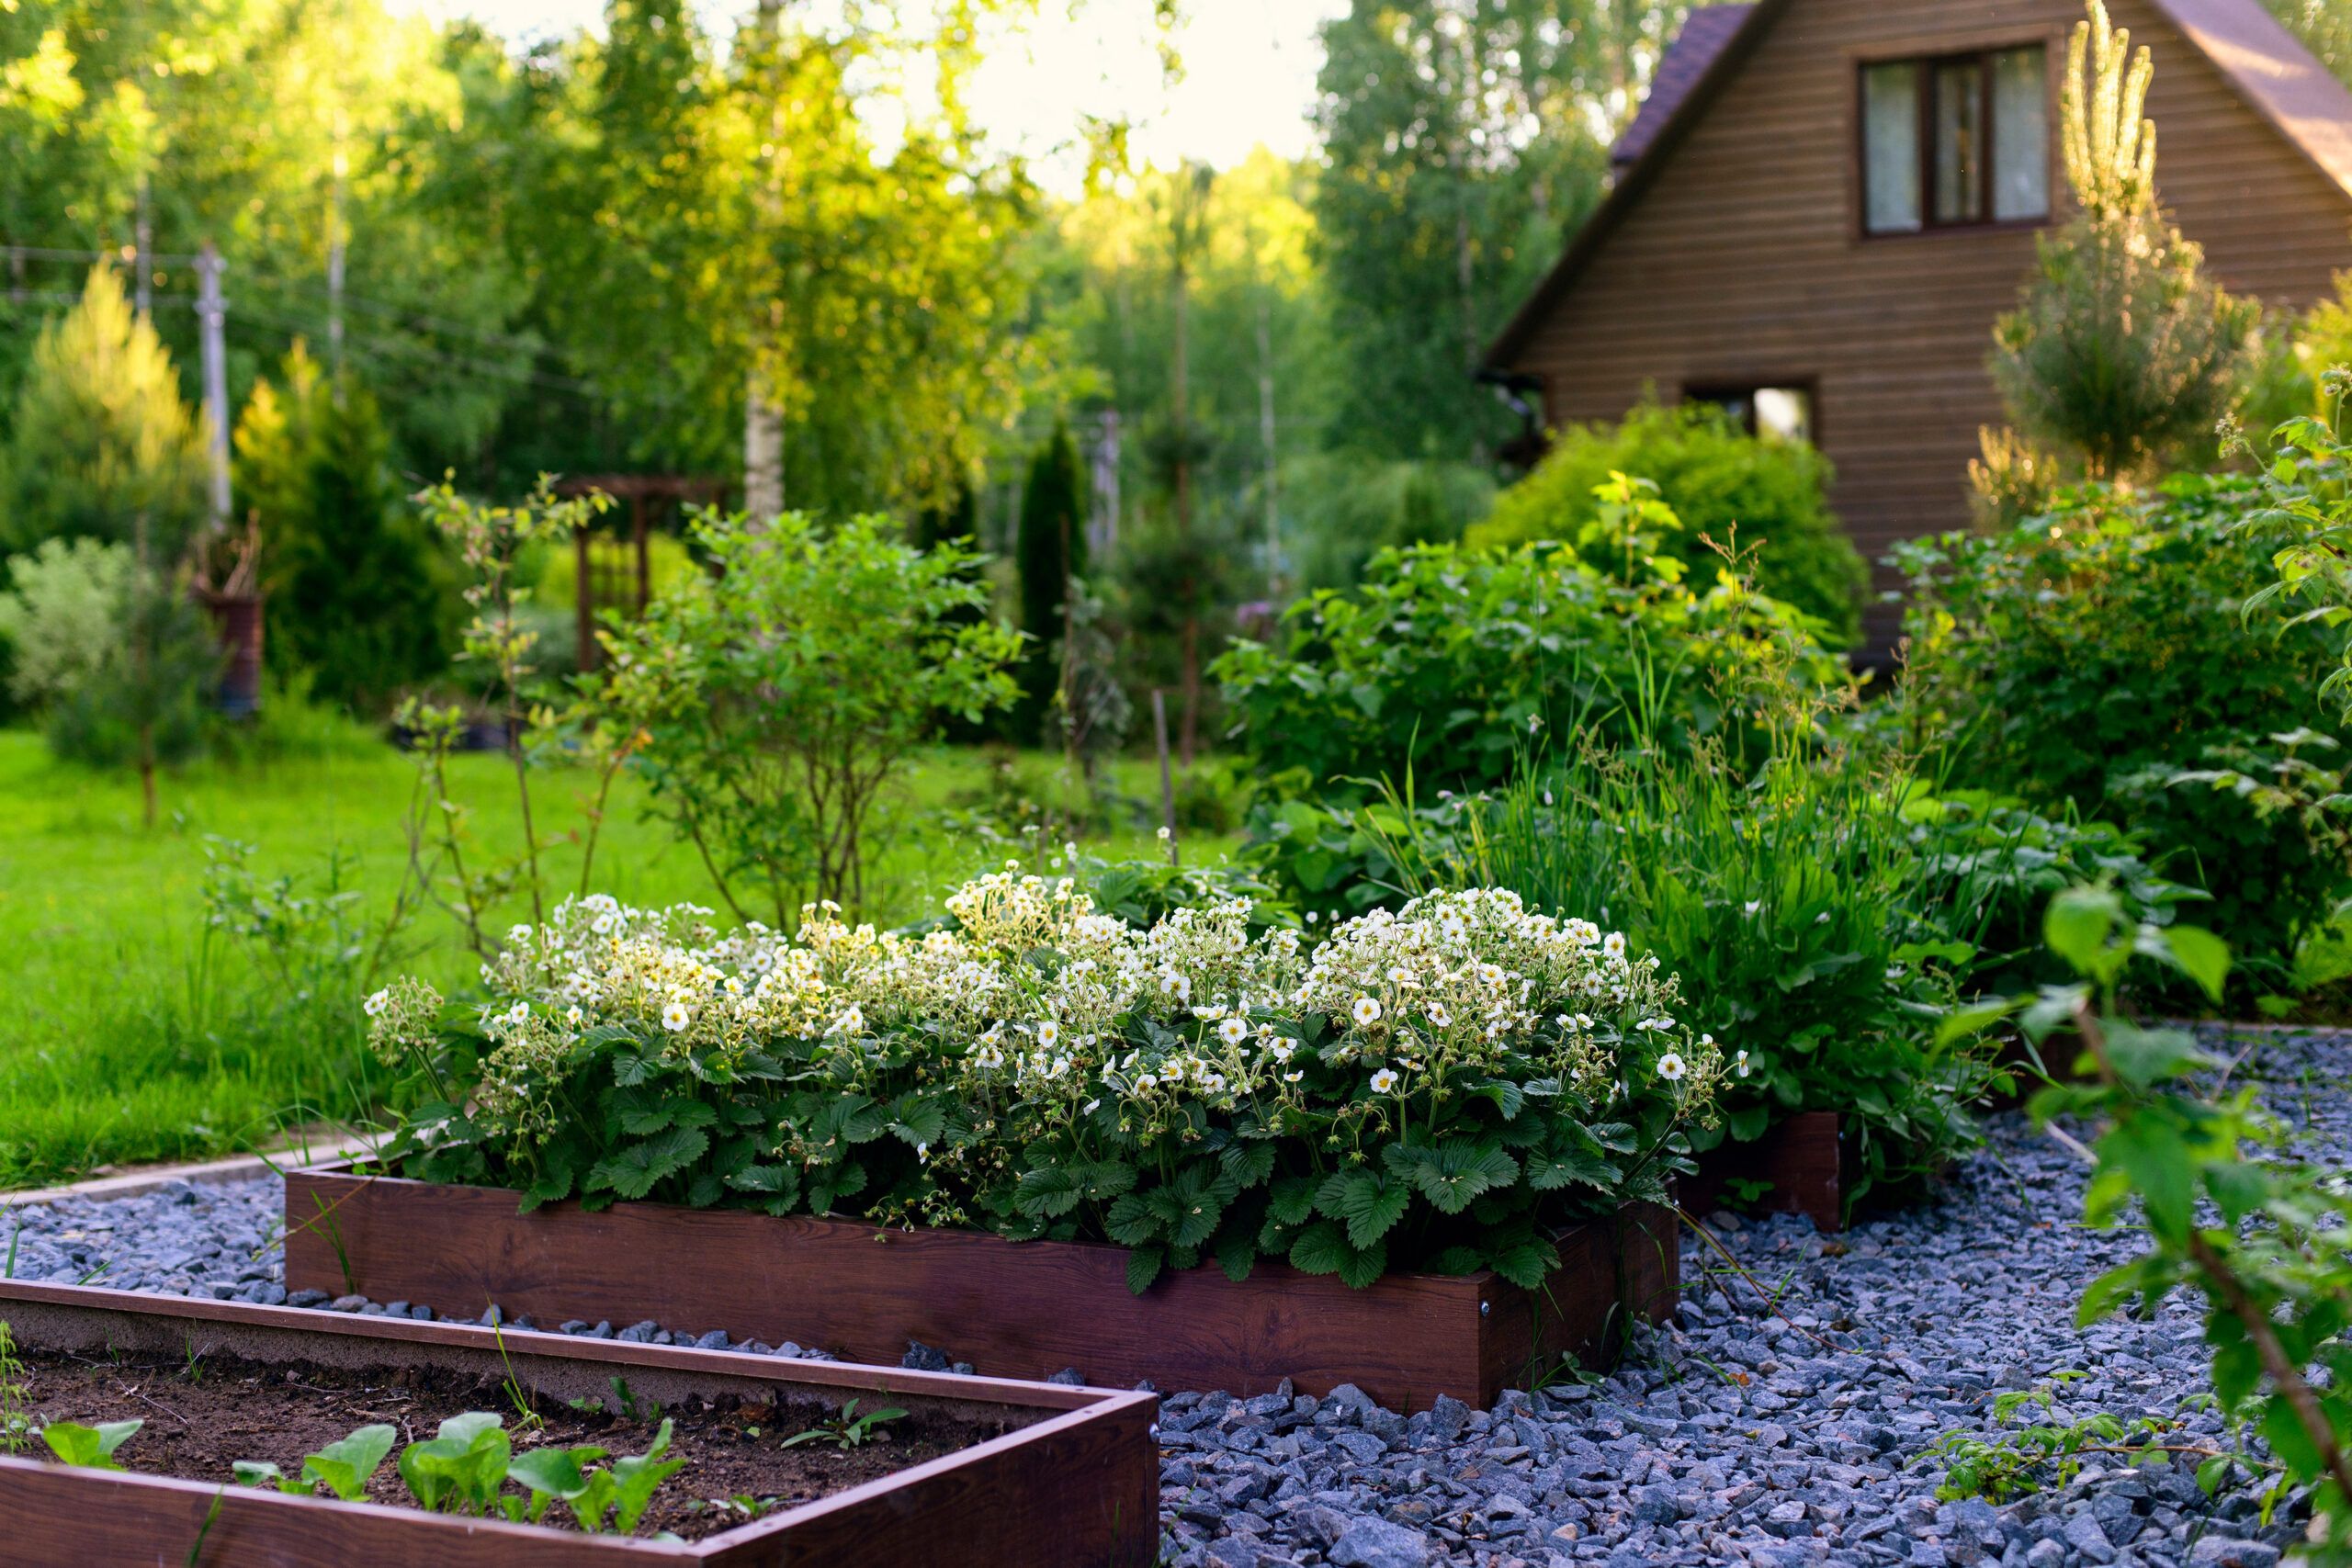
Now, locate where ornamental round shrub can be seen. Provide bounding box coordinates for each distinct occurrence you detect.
[368,875,1723,1292]
[1895,473,2345,988]
[1467,401,1867,646]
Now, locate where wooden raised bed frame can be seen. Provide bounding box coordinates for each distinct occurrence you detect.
[284,1164,1677,1410]
[1679,1110,1844,1233]
[0,1278,1156,1568]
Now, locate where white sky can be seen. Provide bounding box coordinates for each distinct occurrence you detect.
[390,0,1351,191]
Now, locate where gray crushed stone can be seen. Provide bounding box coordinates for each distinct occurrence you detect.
[0,1024,2336,1567]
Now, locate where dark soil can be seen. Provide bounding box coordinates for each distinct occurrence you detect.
[14,1347,1028,1541]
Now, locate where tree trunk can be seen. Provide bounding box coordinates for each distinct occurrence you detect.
[745,376,785,522]
[139,738,157,830]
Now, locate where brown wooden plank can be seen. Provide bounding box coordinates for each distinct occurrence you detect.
[1480,1202,1680,1404]
[707,1397,1160,1568]
[1679,1111,1845,1232]
[0,1460,685,1567]
[285,1167,1663,1408]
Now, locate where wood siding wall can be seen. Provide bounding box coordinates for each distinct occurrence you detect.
[1504,0,2352,644]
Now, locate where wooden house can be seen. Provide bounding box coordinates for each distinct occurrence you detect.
[1481,0,2352,643]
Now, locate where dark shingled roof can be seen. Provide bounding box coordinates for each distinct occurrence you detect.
[1610,5,1758,168]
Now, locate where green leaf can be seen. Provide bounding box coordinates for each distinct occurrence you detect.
[1214,1225,1258,1284]
[1287,1219,1351,1277]
[509,1446,590,1500]
[1489,1235,1559,1289]
[2044,886,2120,979]
[1070,1161,1137,1203]
[1523,1145,1613,1191]
[2153,924,2230,1003]
[586,1126,710,1201]
[1267,1175,1317,1225]
[610,1421,684,1534]
[1326,1168,1409,1249]
[1014,1166,1082,1219]
[41,1419,141,1470]
[1217,1141,1276,1189]
[1104,1192,1163,1246]
[726,1162,802,1209]
[1385,1138,1518,1216]
[301,1424,397,1502]
[233,1460,296,1492]
[1125,1244,1167,1294]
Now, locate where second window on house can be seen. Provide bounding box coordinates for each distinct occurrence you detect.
[1861,46,2048,234]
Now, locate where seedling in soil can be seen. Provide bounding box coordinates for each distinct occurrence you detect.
[236,1424,398,1501]
[42,1418,143,1471]
[0,1322,28,1455]
[779,1398,906,1451]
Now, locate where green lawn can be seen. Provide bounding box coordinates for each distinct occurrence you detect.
[0,725,1234,1189]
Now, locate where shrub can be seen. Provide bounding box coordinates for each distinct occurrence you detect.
[1282,452,1498,592]
[368,875,1722,1292]
[1212,534,1845,805]
[0,536,217,824]
[1895,473,2343,989]
[1470,400,1865,644]
[233,349,457,712]
[1987,3,2257,479]
[594,511,1023,924]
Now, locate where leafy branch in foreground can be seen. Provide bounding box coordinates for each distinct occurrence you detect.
[1957,886,2352,1562]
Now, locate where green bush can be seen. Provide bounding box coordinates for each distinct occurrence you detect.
[594,511,1023,924]
[1895,473,2344,991]
[368,873,1724,1293]
[233,352,458,712]
[1468,401,1865,645]
[1282,452,1498,592]
[1212,534,1845,805]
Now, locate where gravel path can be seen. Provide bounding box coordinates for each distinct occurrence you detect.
[1,1025,2338,1568]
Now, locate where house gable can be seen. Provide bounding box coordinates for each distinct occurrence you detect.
[1487,0,2352,641]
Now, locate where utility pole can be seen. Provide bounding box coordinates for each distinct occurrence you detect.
[1256,291,1280,600]
[197,242,231,527]
[327,131,347,377]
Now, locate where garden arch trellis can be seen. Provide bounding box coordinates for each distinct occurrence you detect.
[552,474,726,672]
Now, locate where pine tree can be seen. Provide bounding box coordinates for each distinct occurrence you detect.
[1989,0,2257,479]
[1014,421,1088,743]
[0,263,209,561]
[232,349,454,712]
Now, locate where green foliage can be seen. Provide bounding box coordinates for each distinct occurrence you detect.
[237,1408,681,1533]
[1982,888,2352,1564]
[777,1398,905,1450]
[370,873,1723,1295]
[1471,402,1865,645]
[0,536,218,818]
[236,1424,398,1502]
[0,1323,27,1457]
[595,511,1023,924]
[1212,531,1844,806]
[1919,1375,2207,1504]
[40,1418,141,1471]
[0,264,209,561]
[1989,3,2256,479]
[232,346,455,713]
[1281,453,1497,592]
[1896,475,2346,990]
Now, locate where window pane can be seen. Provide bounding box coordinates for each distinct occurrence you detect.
[1992,47,2049,220]
[1753,388,1812,444]
[1933,61,1984,222]
[1862,63,1921,233]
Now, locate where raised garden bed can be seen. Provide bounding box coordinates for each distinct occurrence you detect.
[0,1278,1157,1566]
[284,1164,1677,1409]
[1678,1111,1843,1233]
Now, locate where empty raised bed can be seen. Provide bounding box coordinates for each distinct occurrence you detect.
[0,1278,1157,1567]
